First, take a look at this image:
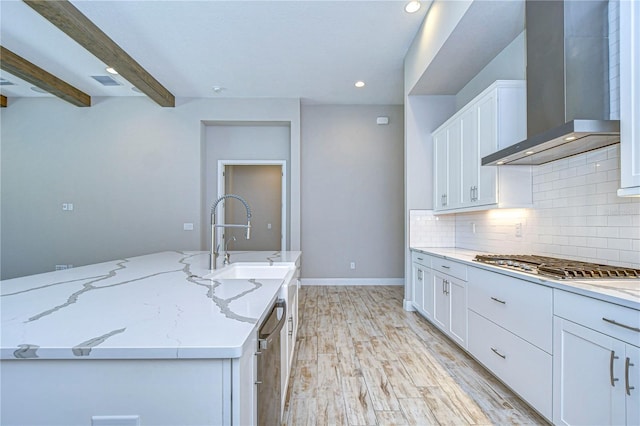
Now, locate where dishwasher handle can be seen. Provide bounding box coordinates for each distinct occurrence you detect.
[259,299,287,341]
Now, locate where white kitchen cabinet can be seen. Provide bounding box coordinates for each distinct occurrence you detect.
[554,290,640,425]
[469,310,552,420]
[467,267,553,353]
[466,265,553,421]
[432,267,467,348]
[280,270,299,413]
[433,120,461,210]
[411,252,434,319]
[433,80,531,213]
[618,0,640,196]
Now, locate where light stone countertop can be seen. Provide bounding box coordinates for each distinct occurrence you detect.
[1,250,301,360]
[411,247,640,311]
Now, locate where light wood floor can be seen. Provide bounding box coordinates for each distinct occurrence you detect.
[282,286,549,426]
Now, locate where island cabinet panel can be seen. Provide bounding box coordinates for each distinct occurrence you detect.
[0,359,232,425]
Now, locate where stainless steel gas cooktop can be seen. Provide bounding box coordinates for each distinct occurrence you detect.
[473,254,640,280]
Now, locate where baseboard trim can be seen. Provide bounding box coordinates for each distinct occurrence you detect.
[300,278,404,286]
[403,300,416,311]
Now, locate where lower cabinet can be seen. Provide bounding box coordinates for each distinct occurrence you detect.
[280,272,299,414]
[553,290,640,425]
[433,271,467,348]
[468,311,552,419]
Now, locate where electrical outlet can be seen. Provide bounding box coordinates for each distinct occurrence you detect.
[471,222,476,234]
[350,262,356,270]
[183,223,194,231]
[515,222,523,238]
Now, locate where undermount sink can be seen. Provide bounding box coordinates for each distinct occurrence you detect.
[205,263,295,280]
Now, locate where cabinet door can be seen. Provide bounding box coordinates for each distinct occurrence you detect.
[626,344,640,426]
[432,272,449,332]
[433,129,449,210]
[460,107,478,207]
[422,268,435,320]
[618,0,640,195]
[448,278,467,348]
[412,263,425,313]
[447,121,462,209]
[553,317,627,426]
[476,92,498,206]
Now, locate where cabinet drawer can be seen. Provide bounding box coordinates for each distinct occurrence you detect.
[431,257,467,281]
[411,251,432,268]
[554,289,640,347]
[468,268,552,353]
[468,310,552,421]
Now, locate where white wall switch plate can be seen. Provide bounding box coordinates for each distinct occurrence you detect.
[350,262,356,270]
[183,223,194,231]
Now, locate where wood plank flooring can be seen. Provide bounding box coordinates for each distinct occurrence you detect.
[282,286,549,426]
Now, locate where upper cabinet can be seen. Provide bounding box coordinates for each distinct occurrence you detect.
[433,80,532,213]
[618,0,640,197]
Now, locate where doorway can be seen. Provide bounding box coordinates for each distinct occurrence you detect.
[217,160,286,251]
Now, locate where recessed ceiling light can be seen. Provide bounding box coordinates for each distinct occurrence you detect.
[497,161,505,165]
[105,67,118,75]
[565,136,577,141]
[525,150,535,155]
[405,1,421,13]
[355,81,365,88]
[212,86,226,93]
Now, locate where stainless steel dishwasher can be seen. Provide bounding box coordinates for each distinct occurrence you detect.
[256,298,286,426]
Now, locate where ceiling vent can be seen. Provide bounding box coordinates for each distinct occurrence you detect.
[91,75,122,87]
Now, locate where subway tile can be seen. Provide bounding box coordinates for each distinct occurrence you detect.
[608,238,633,251]
[608,215,634,226]
[596,248,620,263]
[587,237,609,248]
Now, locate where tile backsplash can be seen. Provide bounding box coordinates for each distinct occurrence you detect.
[411,145,640,269]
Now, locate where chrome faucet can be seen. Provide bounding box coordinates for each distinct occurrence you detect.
[210,194,252,270]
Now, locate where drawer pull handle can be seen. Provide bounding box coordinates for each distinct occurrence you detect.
[626,357,635,396]
[491,347,506,359]
[490,297,506,304]
[611,351,620,386]
[602,317,640,333]
[417,257,424,260]
[440,265,450,269]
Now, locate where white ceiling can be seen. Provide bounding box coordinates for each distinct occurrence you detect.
[0,0,434,105]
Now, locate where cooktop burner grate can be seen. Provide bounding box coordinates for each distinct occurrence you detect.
[473,254,640,279]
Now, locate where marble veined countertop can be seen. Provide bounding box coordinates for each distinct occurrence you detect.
[1,251,301,360]
[412,247,639,310]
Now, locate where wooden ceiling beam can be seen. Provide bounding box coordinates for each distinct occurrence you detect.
[0,46,90,107]
[24,0,175,107]
[1,95,7,107]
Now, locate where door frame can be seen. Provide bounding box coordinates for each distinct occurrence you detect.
[217,160,287,251]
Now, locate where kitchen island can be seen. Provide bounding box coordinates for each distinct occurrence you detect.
[1,250,301,426]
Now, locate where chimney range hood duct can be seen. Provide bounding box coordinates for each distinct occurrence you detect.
[482,0,620,166]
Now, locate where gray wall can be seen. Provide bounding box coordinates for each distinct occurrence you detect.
[1,97,301,279]
[203,123,290,250]
[225,165,282,251]
[301,105,404,279]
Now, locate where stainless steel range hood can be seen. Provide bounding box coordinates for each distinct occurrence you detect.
[482,0,620,166]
